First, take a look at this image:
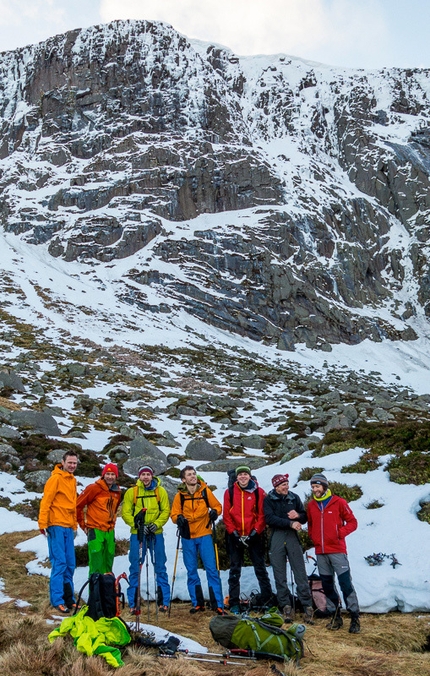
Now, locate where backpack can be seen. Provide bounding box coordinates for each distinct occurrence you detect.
[209,607,304,664]
[76,572,128,621]
[308,573,336,617]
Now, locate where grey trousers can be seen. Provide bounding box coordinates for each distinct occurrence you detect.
[269,529,312,608]
[316,552,360,615]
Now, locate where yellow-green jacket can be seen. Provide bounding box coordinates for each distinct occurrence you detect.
[48,607,131,668]
[122,476,170,535]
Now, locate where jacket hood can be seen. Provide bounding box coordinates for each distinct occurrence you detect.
[236,478,257,493]
[96,477,121,492]
[53,464,75,479]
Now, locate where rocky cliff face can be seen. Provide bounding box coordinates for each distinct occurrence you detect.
[0,20,429,350]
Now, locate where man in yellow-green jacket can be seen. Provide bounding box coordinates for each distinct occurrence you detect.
[122,465,170,612]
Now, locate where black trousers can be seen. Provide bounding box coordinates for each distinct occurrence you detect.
[227,532,272,606]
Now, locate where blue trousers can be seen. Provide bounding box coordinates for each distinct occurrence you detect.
[182,534,223,608]
[47,526,76,607]
[127,532,170,607]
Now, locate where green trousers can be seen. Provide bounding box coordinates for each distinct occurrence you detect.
[87,528,115,574]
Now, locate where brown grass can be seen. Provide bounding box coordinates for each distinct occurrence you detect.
[0,531,429,676]
[0,396,21,410]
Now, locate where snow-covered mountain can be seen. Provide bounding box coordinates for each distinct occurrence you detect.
[1,19,429,350]
[1,20,430,616]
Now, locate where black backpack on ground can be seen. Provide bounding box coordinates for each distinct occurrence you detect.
[75,572,127,621]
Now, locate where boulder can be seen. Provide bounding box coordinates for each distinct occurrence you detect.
[195,457,269,473]
[8,410,61,436]
[24,470,51,490]
[0,370,25,393]
[129,436,168,462]
[240,435,266,450]
[47,449,67,463]
[0,425,21,440]
[185,437,226,461]
[159,475,181,504]
[123,455,169,477]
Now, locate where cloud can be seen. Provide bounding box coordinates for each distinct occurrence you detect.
[99,0,388,66]
[0,0,101,52]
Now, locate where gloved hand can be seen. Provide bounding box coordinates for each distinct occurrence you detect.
[209,509,218,523]
[249,529,257,538]
[134,509,146,531]
[176,515,187,528]
[144,523,157,535]
[232,530,240,538]
[40,528,46,536]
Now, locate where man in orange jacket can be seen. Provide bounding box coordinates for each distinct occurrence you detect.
[38,450,78,614]
[77,463,121,575]
[171,466,224,614]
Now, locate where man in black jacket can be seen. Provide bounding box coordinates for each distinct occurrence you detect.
[264,473,313,623]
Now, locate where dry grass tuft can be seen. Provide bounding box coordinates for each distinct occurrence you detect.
[0,615,48,650]
[0,396,21,410]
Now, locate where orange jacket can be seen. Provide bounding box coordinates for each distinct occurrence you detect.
[77,478,121,531]
[38,464,77,530]
[170,479,222,538]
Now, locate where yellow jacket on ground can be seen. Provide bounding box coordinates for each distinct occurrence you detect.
[48,606,131,668]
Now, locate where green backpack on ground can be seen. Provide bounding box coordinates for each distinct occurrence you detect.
[209,607,304,663]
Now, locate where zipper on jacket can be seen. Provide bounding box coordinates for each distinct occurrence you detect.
[320,504,325,554]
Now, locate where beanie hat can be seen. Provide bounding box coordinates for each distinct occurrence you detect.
[138,465,154,477]
[272,473,289,488]
[236,465,251,476]
[310,473,328,487]
[102,463,119,478]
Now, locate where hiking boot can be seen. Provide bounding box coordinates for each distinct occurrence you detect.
[190,605,205,614]
[349,614,360,634]
[158,605,169,613]
[283,605,295,622]
[326,613,343,630]
[215,607,226,615]
[303,606,314,624]
[229,605,240,615]
[54,604,70,614]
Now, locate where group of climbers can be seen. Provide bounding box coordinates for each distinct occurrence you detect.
[38,453,360,633]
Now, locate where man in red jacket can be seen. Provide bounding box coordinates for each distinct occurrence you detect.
[307,473,360,633]
[77,463,121,575]
[223,466,273,614]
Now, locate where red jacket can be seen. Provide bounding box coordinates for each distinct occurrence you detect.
[77,478,121,532]
[307,494,357,555]
[223,480,266,536]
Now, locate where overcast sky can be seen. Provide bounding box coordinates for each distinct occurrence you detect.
[0,0,429,70]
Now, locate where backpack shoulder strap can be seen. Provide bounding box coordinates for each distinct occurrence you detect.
[201,487,210,509]
[133,485,160,506]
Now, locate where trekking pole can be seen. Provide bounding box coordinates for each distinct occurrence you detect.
[211,520,224,610]
[159,655,245,666]
[290,562,296,619]
[134,506,147,632]
[168,530,181,617]
[149,534,158,621]
[145,531,151,621]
